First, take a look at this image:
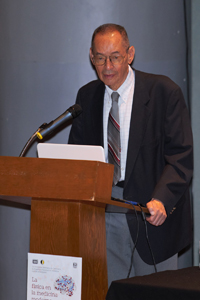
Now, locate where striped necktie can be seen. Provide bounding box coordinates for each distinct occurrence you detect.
[108,92,121,185]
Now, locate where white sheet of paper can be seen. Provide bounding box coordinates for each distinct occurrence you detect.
[27,253,82,300]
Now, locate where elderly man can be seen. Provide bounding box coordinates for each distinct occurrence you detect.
[69,23,193,286]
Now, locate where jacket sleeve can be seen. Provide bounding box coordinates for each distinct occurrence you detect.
[68,89,84,145]
[152,86,193,214]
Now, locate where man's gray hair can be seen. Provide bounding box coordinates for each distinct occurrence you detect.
[91,23,130,51]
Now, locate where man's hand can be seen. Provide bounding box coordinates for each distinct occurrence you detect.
[146,199,167,226]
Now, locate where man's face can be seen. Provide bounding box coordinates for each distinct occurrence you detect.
[90,31,135,91]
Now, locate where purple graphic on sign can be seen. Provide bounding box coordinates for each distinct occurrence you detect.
[54,275,76,296]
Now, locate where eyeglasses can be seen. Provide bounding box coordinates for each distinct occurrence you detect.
[92,54,126,66]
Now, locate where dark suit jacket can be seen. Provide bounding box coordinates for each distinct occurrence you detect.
[68,69,193,264]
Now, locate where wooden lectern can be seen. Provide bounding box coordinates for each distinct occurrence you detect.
[0,156,141,300]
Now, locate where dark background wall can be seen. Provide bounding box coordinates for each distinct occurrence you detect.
[1,1,198,299]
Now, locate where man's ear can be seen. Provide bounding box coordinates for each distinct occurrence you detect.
[89,48,94,65]
[127,46,135,65]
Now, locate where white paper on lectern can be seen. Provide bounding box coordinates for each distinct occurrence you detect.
[27,253,82,300]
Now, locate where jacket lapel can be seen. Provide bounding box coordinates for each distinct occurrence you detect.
[124,70,151,188]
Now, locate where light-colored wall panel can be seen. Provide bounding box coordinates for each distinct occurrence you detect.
[191,0,200,266]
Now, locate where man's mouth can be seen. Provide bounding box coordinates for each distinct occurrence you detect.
[103,73,115,78]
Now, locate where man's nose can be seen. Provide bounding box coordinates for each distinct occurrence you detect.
[104,57,113,69]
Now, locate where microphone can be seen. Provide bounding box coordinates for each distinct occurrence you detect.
[36,104,82,140]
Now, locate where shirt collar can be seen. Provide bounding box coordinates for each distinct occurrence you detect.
[105,66,134,104]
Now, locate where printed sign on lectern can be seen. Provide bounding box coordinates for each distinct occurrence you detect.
[27,253,82,300]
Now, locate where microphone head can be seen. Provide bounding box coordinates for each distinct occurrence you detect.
[68,104,82,118]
